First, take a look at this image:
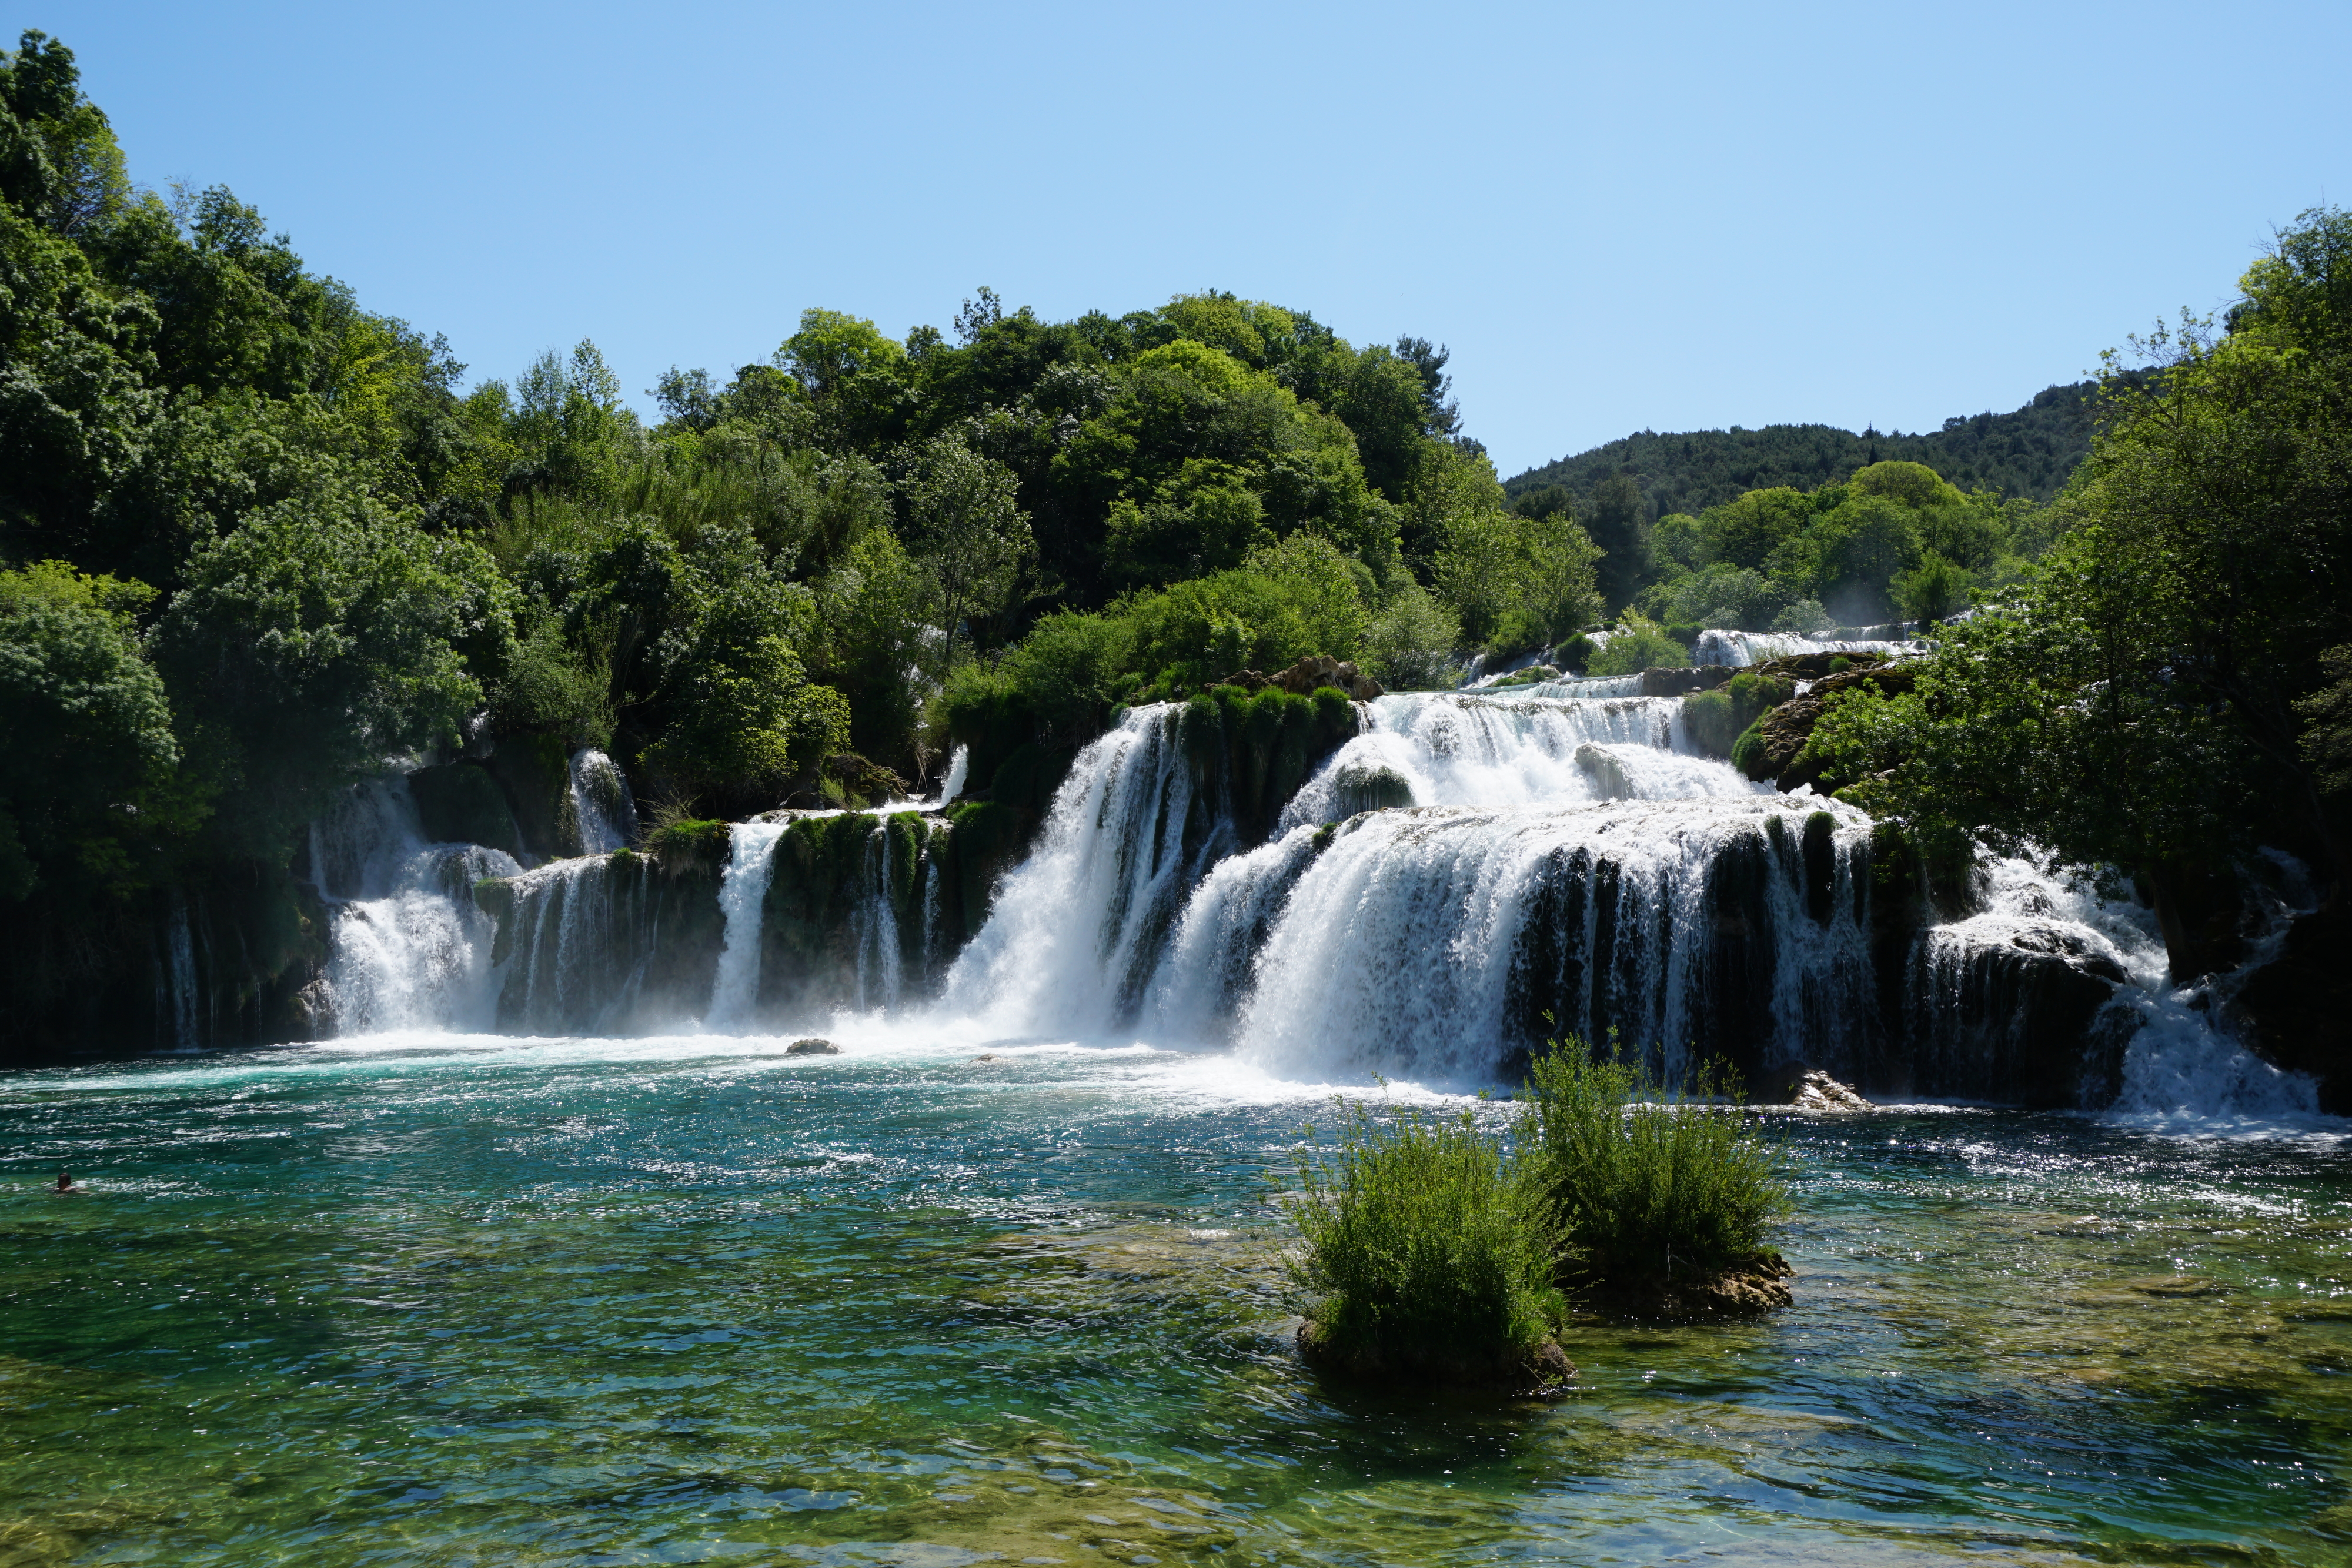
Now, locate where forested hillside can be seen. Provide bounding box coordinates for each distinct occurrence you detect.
[1505,381,2096,522]
[0,29,1610,1050]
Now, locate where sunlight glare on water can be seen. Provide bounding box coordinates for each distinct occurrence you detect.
[4,1030,2350,1566]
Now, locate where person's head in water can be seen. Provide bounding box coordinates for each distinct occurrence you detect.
[54,1169,71,1192]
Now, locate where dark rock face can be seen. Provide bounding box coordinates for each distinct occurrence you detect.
[2231,905,2352,1114]
[477,733,577,860]
[409,762,523,859]
[786,1037,840,1055]
[1906,919,2132,1107]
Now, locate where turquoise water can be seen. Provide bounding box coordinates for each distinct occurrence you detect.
[4,1029,2350,1566]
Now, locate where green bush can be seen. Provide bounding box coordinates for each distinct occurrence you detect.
[1588,618,1691,676]
[1360,580,1461,690]
[1287,1100,1563,1380]
[1522,1041,1783,1293]
[1552,632,1596,673]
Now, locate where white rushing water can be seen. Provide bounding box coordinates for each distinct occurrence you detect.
[568,748,639,854]
[709,821,791,1028]
[314,778,520,1033]
[1692,628,1923,666]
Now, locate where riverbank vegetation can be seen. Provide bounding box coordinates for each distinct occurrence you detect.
[1286,1042,1786,1387]
[1806,208,2352,977]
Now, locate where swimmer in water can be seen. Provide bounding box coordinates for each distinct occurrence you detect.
[51,1168,82,1195]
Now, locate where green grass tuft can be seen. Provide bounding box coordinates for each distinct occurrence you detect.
[1285,1100,1562,1379]
[1522,1041,1784,1292]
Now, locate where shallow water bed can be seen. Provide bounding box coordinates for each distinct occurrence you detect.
[2,1032,2348,1566]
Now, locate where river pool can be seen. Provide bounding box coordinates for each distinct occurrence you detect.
[2,1028,2347,1566]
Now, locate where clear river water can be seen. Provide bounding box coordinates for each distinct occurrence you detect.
[4,1027,2349,1566]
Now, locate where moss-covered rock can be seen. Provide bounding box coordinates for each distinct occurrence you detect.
[1331,761,1415,815]
[1184,684,1362,846]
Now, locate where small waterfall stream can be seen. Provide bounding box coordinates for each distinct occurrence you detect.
[709,821,790,1028]
[313,778,520,1032]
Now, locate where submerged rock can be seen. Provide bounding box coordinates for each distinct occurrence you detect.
[786,1037,839,1055]
[1771,1066,1872,1110]
[1295,1321,1574,1396]
[1575,1252,1795,1320]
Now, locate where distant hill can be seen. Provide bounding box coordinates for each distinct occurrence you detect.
[1503,381,2097,518]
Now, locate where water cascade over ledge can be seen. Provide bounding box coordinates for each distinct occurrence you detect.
[305,676,2324,1115]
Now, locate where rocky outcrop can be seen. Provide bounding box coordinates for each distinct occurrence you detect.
[1330,761,1415,814]
[786,1037,840,1055]
[819,753,910,810]
[2231,905,2352,1114]
[1296,1320,1575,1395]
[1735,662,1920,791]
[1906,918,2134,1107]
[1769,1066,1873,1109]
[1219,654,1384,701]
[1570,1252,1795,1319]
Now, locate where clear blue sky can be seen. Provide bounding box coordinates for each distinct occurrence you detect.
[34,1,2350,478]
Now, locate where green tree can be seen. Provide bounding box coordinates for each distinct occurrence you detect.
[901,433,1031,674]
[1583,472,1651,611]
[152,489,513,850]
[0,561,182,900]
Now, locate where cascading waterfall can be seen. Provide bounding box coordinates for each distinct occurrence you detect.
[568,748,639,855]
[1692,628,1922,666]
[1280,691,1759,828]
[942,706,1227,1037]
[709,821,790,1028]
[315,778,520,1033]
[940,688,1849,1079]
[155,896,202,1052]
[1172,797,1873,1082]
[299,628,2322,1118]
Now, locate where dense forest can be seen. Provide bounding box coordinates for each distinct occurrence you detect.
[1505,380,2098,522]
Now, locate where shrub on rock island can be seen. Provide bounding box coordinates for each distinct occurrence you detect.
[1523,1041,1788,1316]
[1285,1100,1569,1390]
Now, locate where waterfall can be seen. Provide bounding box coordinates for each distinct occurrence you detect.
[940,696,1857,1078]
[1279,691,1760,829]
[569,748,639,855]
[296,625,2321,1117]
[156,896,202,1052]
[708,821,790,1029]
[1899,849,2321,1115]
[1692,629,1922,667]
[1151,797,1874,1083]
[315,778,520,1034]
[929,745,970,808]
[941,707,1227,1037]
